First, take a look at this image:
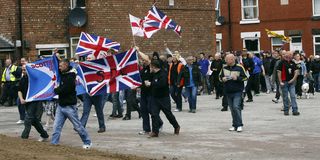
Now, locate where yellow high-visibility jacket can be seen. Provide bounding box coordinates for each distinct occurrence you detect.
[1,65,18,82]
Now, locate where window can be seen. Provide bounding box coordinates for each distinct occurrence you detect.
[70,37,80,58]
[71,0,85,9]
[169,0,174,6]
[314,0,320,16]
[38,49,67,59]
[314,36,320,55]
[243,38,260,53]
[271,37,284,51]
[216,40,222,52]
[280,0,289,5]
[241,0,259,20]
[290,36,303,53]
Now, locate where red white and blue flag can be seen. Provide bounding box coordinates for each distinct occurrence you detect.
[79,48,142,95]
[75,32,120,58]
[146,6,182,36]
[129,14,160,38]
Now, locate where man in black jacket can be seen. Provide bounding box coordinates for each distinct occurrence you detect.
[210,53,224,99]
[18,65,49,141]
[51,59,92,149]
[178,56,201,113]
[147,60,180,137]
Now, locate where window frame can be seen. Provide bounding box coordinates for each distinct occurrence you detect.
[70,37,80,58]
[243,38,260,53]
[70,0,86,9]
[289,36,303,53]
[38,48,67,59]
[216,40,222,53]
[271,37,284,51]
[313,0,320,16]
[314,35,320,55]
[241,0,259,23]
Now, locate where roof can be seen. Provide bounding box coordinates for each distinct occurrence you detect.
[0,36,14,51]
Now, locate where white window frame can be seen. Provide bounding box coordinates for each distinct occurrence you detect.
[314,35,320,55]
[36,43,69,58]
[290,36,303,52]
[70,0,86,9]
[216,33,222,52]
[313,0,320,16]
[243,38,260,53]
[70,37,80,58]
[271,37,284,51]
[169,0,174,6]
[240,0,260,24]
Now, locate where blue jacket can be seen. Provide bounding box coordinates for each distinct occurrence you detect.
[198,59,209,76]
[252,56,263,75]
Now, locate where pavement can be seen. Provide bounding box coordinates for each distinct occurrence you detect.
[0,92,320,160]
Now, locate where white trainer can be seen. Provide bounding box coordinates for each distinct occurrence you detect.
[83,143,92,149]
[229,127,236,131]
[237,126,243,132]
[16,120,24,124]
[38,137,48,142]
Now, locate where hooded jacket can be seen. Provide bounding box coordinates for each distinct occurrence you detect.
[54,66,77,106]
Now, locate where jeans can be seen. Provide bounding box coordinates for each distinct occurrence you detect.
[312,73,320,92]
[185,86,197,110]
[200,75,211,94]
[151,96,179,134]
[226,92,243,128]
[281,82,299,113]
[140,93,152,132]
[21,101,48,139]
[264,75,273,92]
[51,105,91,145]
[80,94,106,129]
[111,92,123,116]
[17,98,26,120]
[170,85,182,110]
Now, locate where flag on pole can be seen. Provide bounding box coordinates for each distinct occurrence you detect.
[129,14,160,38]
[146,6,182,36]
[75,32,121,58]
[79,48,142,95]
[25,55,60,102]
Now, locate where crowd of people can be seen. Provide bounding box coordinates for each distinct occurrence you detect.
[1,46,320,149]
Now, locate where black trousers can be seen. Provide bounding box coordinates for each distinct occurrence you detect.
[151,96,179,133]
[213,75,223,98]
[245,73,260,100]
[296,75,304,96]
[170,85,182,110]
[0,82,17,106]
[124,89,140,117]
[21,101,48,139]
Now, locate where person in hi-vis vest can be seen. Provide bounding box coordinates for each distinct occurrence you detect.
[1,59,19,106]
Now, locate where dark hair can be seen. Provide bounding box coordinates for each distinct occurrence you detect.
[199,52,205,56]
[166,54,173,58]
[152,51,160,59]
[60,58,70,66]
[151,59,161,69]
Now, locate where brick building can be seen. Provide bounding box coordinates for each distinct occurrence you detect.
[215,0,320,57]
[0,0,216,64]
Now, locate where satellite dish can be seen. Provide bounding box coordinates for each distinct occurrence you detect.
[69,8,87,27]
[217,16,225,25]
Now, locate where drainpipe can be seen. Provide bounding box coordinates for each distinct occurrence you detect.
[18,0,24,59]
[228,0,232,51]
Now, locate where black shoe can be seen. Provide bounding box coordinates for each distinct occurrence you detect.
[246,99,253,102]
[97,128,106,133]
[116,114,123,118]
[109,114,117,118]
[221,108,228,111]
[293,112,300,116]
[284,112,289,116]
[122,116,131,120]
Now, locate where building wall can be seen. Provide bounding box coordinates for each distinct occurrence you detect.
[217,0,320,56]
[1,0,215,59]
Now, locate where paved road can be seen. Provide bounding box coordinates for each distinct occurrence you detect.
[0,93,319,160]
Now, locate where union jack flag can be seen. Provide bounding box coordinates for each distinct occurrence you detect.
[79,48,142,95]
[75,32,121,58]
[146,6,182,36]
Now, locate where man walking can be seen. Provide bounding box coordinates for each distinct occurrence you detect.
[168,55,184,112]
[277,51,300,116]
[210,53,224,99]
[220,54,247,132]
[1,59,19,106]
[51,59,91,149]
[147,60,180,137]
[18,65,49,141]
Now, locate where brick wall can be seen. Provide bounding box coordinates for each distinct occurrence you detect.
[0,0,16,42]
[217,0,320,56]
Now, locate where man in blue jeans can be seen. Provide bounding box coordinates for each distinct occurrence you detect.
[178,56,201,113]
[277,51,300,116]
[220,54,247,132]
[80,93,106,133]
[52,59,92,149]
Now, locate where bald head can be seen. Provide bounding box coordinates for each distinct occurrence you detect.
[5,59,12,67]
[225,54,236,66]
